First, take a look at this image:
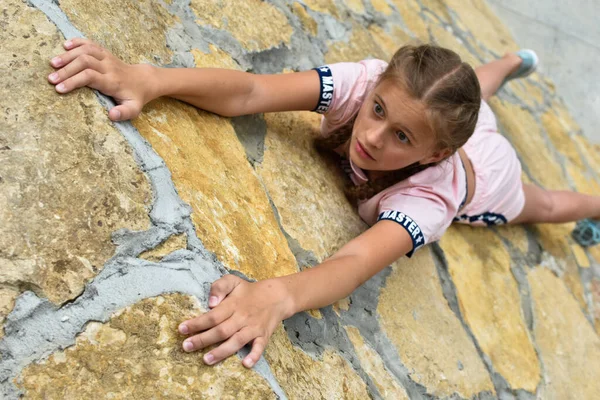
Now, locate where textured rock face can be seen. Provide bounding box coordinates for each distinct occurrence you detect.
[3,0,600,398]
[0,0,150,327]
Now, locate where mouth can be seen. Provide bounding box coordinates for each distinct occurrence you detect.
[355,140,376,161]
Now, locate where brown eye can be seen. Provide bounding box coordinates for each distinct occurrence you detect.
[373,102,384,116]
[396,131,410,144]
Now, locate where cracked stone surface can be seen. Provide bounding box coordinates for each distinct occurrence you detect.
[0,0,151,322]
[3,0,600,398]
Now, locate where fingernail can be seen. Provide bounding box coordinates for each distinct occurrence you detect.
[113,109,121,120]
[51,57,62,66]
[64,40,72,48]
[56,83,66,92]
[183,340,194,352]
[49,73,58,82]
[204,353,214,365]
[208,296,218,307]
[244,358,254,368]
[178,324,189,334]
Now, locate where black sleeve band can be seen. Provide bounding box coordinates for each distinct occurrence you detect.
[312,66,334,114]
[377,210,426,258]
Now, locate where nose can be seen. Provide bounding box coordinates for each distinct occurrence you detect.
[364,125,386,149]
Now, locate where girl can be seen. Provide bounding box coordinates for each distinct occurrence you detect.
[47,39,600,369]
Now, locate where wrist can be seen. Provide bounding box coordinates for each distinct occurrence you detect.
[133,63,163,102]
[270,276,300,320]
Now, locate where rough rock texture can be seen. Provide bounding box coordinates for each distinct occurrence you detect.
[18,295,277,399]
[0,0,150,324]
[3,0,600,398]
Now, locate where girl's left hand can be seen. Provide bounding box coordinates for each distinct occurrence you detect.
[178,274,294,368]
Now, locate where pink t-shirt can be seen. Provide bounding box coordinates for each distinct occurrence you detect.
[313,60,467,256]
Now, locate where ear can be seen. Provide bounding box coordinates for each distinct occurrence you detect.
[419,148,453,165]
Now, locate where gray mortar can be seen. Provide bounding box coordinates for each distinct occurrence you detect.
[231,114,267,166]
[283,307,383,400]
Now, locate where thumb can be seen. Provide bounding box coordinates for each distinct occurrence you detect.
[108,100,142,121]
[208,274,242,308]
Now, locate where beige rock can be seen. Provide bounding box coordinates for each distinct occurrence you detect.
[325,21,389,63]
[570,243,590,269]
[191,0,293,52]
[389,0,430,41]
[420,0,452,24]
[370,0,393,16]
[0,0,150,311]
[265,326,370,399]
[191,45,243,70]
[303,0,340,18]
[566,161,600,196]
[488,98,570,191]
[258,111,366,261]
[367,25,412,60]
[429,24,482,67]
[528,268,600,399]
[291,2,318,36]
[346,0,366,14]
[440,225,541,391]
[377,249,494,397]
[495,225,529,255]
[509,80,545,110]
[444,0,519,55]
[541,110,584,170]
[592,278,600,332]
[140,234,188,262]
[18,295,276,399]
[345,326,409,399]
[60,0,176,65]
[133,100,298,280]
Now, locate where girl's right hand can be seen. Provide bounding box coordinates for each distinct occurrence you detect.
[47,38,156,121]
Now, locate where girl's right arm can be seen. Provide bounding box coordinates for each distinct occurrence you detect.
[48,38,321,120]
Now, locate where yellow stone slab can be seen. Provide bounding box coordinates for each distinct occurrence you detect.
[60,0,176,64]
[258,111,366,261]
[488,98,570,191]
[325,21,389,64]
[133,100,298,280]
[528,268,600,399]
[265,326,370,399]
[377,249,494,397]
[368,25,412,60]
[444,0,519,55]
[429,23,482,67]
[191,0,293,52]
[191,45,243,70]
[291,2,318,36]
[303,0,340,18]
[495,225,529,255]
[389,0,430,41]
[346,326,409,399]
[346,0,366,14]
[533,223,588,310]
[370,0,393,16]
[18,295,276,398]
[440,226,541,391]
[420,0,452,24]
[140,234,188,262]
[541,110,585,170]
[1,0,150,309]
[509,79,545,110]
[570,243,590,269]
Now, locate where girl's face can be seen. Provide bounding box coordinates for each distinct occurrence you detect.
[349,79,449,174]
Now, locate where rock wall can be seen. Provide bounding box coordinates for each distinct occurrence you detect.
[2,0,600,398]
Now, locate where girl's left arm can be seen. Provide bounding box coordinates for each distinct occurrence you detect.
[179,220,413,368]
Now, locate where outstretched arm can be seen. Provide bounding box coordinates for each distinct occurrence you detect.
[48,38,322,120]
[178,220,414,368]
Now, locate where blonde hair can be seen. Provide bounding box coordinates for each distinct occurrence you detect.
[315,44,481,203]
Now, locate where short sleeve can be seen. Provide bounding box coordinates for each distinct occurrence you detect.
[377,188,452,257]
[312,59,388,135]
